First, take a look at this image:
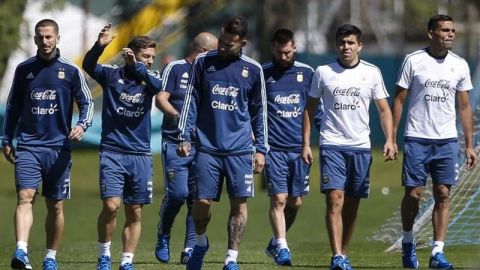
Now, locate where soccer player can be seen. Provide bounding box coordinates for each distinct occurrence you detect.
[262,28,313,266]
[177,16,268,270]
[2,19,93,270]
[393,14,477,270]
[154,32,217,264]
[82,24,161,270]
[302,24,395,270]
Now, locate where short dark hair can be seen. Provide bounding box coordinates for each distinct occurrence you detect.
[127,36,156,54]
[223,16,248,38]
[272,28,294,45]
[35,19,59,34]
[427,14,453,31]
[336,24,362,43]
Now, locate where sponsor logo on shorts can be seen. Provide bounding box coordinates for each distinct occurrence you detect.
[321,175,329,184]
[101,184,107,192]
[245,173,253,193]
[167,169,175,181]
[148,180,153,199]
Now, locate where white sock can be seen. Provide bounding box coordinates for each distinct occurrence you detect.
[225,249,238,264]
[275,238,288,250]
[45,249,57,260]
[431,241,444,256]
[184,247,193,252]
[16,241,28,253]
[196,233,208,247]
[402,231,415,243]
[120,252,134,266]
[98,241,111,257]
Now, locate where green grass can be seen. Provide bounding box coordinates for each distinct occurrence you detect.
[0,148,478,269]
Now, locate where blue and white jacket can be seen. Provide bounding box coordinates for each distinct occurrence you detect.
[160,59,195,143]
[83,43,161,155]
[2,49,93,149]
[262,61,313,152]
[178,50,268,155]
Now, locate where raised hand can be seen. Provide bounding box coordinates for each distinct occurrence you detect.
[122,47,136,66]
[97,23,117,47]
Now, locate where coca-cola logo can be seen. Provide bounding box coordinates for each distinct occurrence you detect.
[31,89,57,100]
[274,94,300,104]
[333,87,360,97]
[212,84,239,97]
[425,79,450,90]
[120,93,145,104]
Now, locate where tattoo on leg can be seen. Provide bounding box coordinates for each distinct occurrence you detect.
[227,211,246,250]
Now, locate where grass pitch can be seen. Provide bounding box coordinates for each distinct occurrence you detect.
[0,148,478,269]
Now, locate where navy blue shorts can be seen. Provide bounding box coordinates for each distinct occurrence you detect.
[402,138,459,187]
[15,146,72,200]
[320,147,372,198]
[99,150,153,204]
[265,150,310,196]
[194,152,254,200]
[162,140,195,200]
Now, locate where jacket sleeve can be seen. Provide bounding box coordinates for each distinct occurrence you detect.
[177,58,201,142]
[1,66,23,146]
[82,42,107,84]
[128,62,162,94]
[72,67,94,131]
[249,68,269,154]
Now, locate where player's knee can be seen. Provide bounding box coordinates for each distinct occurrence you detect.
[271,194,287,208]
[17,189,36,205]
[46,199,64,214]
[195,199,213,207]
[405,187,423,201]
[433,188,450,203]
[125,205,142,222]
[102,200,120,215]
[17,196,34,206]
[287,197,302,210]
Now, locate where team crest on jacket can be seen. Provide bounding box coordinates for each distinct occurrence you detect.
[296,72,303,82]
[241,67,249,78]
[58,68,65,79]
